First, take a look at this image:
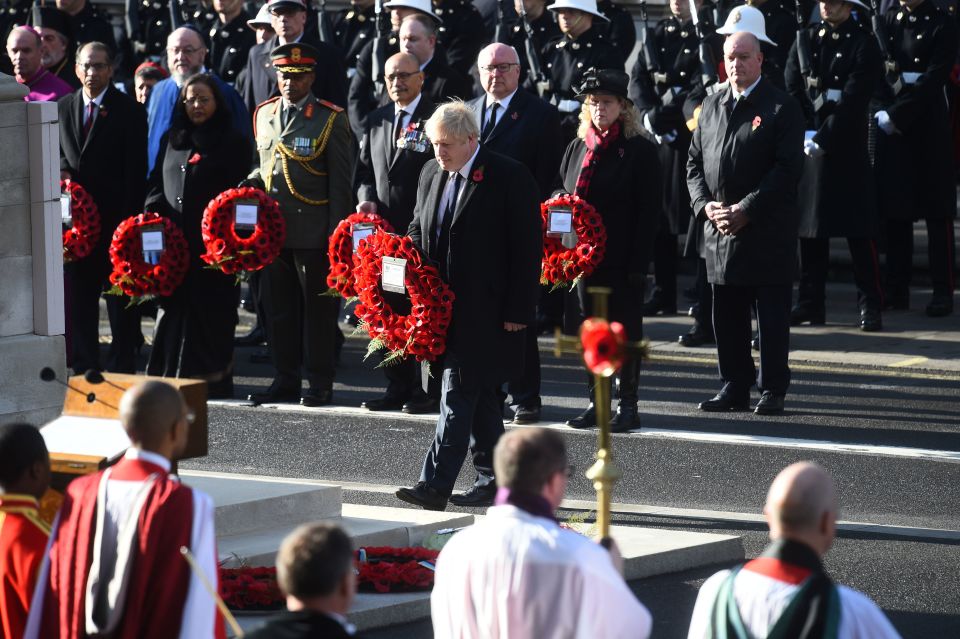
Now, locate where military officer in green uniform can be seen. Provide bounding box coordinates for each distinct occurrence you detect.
[246,42,356,407]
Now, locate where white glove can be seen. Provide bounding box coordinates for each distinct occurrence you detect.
[875,110,898,136]
[803,138,823,157]
[557,99,581,113]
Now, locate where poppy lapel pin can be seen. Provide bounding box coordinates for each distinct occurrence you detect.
[752,115,762,131]
[188,152,202,164]
[511,111,519,120]
[472,166,484,183]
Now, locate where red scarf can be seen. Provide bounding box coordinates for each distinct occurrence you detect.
[575,121,621,198]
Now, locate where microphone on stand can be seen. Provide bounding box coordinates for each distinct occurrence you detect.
[40,367,118,410]
[83,369,125,392]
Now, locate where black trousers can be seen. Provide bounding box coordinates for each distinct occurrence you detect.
[885,218,957,296]
[797,237,884,310]
[259,248,339,390]
[506,326,541,409]
[712,284,792,395]
[693,257,714,330]
[650,227,678,301]
[420,352,504,495]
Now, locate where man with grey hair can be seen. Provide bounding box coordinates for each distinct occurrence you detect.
[687,462,900,637]
[395,101,542,511]
[432,428,652,637]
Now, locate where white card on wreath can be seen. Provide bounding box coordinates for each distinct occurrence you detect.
[352,223,375,250]
[141,229,164,251]
[548,207,573,235]
[382,256,407,294]
[60,194,72,227]
[235,202,259,228]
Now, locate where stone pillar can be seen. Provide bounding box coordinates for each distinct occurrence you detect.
[0,80,68,425]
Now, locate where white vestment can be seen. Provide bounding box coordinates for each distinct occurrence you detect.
[431,505,652,639]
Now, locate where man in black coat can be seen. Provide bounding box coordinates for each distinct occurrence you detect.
[238,0,347,114]
[785,0,885,331]
[208,0,254,85]
[873,0,958,317]
[355,52,438,414]
[330,0,376,72]
[60,42,148,374]
[55,0,117,53]
[496,0,560,93]
[395,102,542,511]
[687,31,804,415]
[467,42,562,428]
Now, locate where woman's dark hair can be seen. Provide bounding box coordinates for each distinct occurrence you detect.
[169,73,232,149]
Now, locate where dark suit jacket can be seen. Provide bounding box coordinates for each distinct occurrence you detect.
[59,86,148,256]
[686,78,804,287]
[407,147,542,384]
[239,34,348,114]
[354,96,436,231]
[468,89,562,199]
[245,610,358,639]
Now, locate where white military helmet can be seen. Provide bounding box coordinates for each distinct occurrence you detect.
[546,0,610,22]
[716,5,777,46]
[382,0,441,23]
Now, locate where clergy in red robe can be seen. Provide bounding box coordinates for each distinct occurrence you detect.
[25,380,225,639]
[0,422,52,639]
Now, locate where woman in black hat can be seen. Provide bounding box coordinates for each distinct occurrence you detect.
[557,67,662,432]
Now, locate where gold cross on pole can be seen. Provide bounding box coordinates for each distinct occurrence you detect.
[553,287,649,540]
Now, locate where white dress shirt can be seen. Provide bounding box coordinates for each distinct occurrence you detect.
[435,144,480,238]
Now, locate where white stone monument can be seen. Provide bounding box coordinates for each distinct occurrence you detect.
[0,76,67,424]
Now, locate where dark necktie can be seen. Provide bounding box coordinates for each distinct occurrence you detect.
[394,109,407,142]
[82,102,96,141]
[433,172,462,271]
[283,104,297,129]
[481,102,499,142]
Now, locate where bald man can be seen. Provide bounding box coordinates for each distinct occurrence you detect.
[26,381,224,639]
[6,26,72,101]
[687,462,900,638]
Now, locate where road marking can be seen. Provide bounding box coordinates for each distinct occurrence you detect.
[889,356,930,368]
[208,401,958,463]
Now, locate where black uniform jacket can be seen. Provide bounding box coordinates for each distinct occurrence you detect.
[686,78,805,287]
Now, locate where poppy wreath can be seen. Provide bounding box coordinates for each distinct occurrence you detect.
[352,232,454,363]
[356,546,440,593]
[540,193,606,290]
[108,212,188,302]
[326,211,395,298]
[61,180,101,262]
[200,187,286,275]
[219,566,284,611]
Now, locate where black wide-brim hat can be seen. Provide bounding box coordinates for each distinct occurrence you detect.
[574,67,632,104]
[32,5,72,38]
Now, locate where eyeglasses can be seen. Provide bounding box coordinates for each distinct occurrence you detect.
[77,62,109,72]
[183,96,212,106]
[385,71,419,82]
[167,46,201,56]
[480,63,519,74]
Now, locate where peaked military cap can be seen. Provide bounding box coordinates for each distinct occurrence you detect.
[271,42,319,73]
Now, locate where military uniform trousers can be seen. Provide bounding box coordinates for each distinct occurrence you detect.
[797,237,885,311]
[885,218,956,299]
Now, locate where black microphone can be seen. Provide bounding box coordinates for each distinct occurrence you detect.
[83,369,125,392]
[40,367,117,409]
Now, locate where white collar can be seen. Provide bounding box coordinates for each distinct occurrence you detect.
[283,93,311,111]
[327,612,357,635]
[396,91,422,117]
[83,89,107,108]
[419,56,432,71]
[731,76,762,102]
[123,448,172,473]
[451,144,480,181]
[486,88,517,112]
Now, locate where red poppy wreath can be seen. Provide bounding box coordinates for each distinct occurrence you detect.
[219,566,284,611]
[108,212,188,303]
[200,187,286,276]
[61,180,101,262]
[352,232,454,363]
[356,546,440,593]
[540,193,606,289]
[326,211,394,298]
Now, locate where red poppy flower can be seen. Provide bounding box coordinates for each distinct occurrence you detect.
[580,318,627,376]
[188,152,202,164]
[472,166,484,182]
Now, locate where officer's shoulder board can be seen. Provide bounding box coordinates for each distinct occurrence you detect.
[253,96,282,137]
[319,99,345,113]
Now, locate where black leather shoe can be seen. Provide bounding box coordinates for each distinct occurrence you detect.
[301,388,333,407]
[449,484,497,507]
[235,325,265,347]
[610,404,640,433]
[687,303,699,318]
[362,395,407,411]
[395,481,448,511]
[566,404,596,429]
[754,391,785,415]
[513,405,541,425]
[699,392,750,412]
[642,289,677,315]
[860,307,883,332]
[679,326,715,347]
[248,381,300,405]
[926,294,954,318]
[790,306,825,326]
[402,396,440,414]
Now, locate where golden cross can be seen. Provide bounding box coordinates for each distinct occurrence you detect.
[553,286,649,540]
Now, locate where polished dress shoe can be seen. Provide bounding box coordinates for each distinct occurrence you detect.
[790,306,825,326]
[698,391,750,412]
[679,326,715,347]
[235,325,265,347]
[513,405,541,425]
[402,396,440,414]
[860,307,883,332]
[449,484,497,507]
[395,481,448,511]
[642,288,677,315]
[361,395,407,411]
[610,404,640,433]
[566,404,597,429]
[754,391,785,415]
[248,381,300,405]
[300,388,333,407]
[926,294,954,318]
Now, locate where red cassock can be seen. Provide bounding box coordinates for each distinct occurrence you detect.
[0,494,50,639]
[25,452,226,639]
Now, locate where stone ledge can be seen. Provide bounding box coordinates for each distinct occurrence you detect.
[0,333,65,423]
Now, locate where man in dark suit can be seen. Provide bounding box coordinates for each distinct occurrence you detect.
[59,41,148,374]
[399,14,473,106]
[686,30,804,416]
[395,101,542,511]
[245,523,359,639]
[355,51,438,414]
[238,0,347,114]
[467,42,561,428]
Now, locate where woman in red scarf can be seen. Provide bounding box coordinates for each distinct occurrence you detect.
[556,67,662,432]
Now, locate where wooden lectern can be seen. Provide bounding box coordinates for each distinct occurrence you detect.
[39,373,208,522]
